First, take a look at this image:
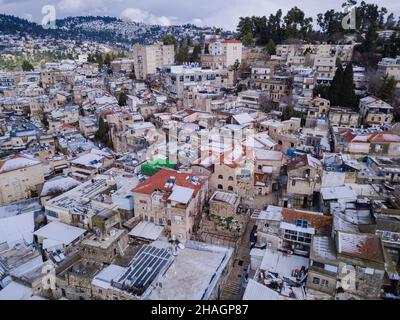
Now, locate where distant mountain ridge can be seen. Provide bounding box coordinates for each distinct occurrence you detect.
[0,14,228,47]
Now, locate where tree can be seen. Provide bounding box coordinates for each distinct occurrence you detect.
[379,74,397,103]
[341,63,358,110]
[95,116,111,146]
[313,84,330,99]
[284,7,313,40]
[204,43,210,54]
[242,31,253,46]
[230,60,240,72]
[21,60,34,71]
[265,39,276,55]
[41,113,49,129]
[191,44,202,62]
[118,89,127,106]
[329,64,344,106]
[163,35,177,47]
[361,24,378,53]
[175,45,189,64]
[104,53,112,67]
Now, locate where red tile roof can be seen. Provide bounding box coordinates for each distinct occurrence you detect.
[338,232,385,264]
[368,132,400,143]
[222,40,242,44]
[132,168,208,195]
[282,208,332,233]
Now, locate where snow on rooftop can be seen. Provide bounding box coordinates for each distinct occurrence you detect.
[243,279,283,300]
[92,264,126,290]
[232,113,254,125]
[0,156,41,173]
[260,249,309,278]
[33,221,86,246]
[320,186,357,201]
[41,177,81,197]
[210,191,238,205]
[148,241,232,300]
[255,149,283,161]
[0,212,34,248]
[0,281,46,300]
[71,152,103,168]
[128,222,164,241]
[168,185,194,204]
[311,236,337,262]
[252,205,283,221]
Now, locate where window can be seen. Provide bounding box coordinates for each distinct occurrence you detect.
[321,279,329,287]
[218,175,223,179]
[312,277,320,285]
[292,180,296,186]
[228,176,234,181]
[296,219,308,228]
[228,186,234,191]
[217,184,223,190]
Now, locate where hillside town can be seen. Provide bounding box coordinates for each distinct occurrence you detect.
[1,1,400,302]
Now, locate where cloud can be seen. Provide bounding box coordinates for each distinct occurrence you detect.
[191,18,204,26]
[121,7,174,26]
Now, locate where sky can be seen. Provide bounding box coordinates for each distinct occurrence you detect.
[0,0,399,31]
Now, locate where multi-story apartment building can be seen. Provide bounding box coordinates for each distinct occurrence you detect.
[378,56,400,89]
[132,168,209,242]
[286,154,323,208]
[359,96,394,127]
[201,39,242,69]
[314,55,336,85]
[0,155,44,205]
[160,65,233,99]
[329,107,360,128]
[132,44,175,79]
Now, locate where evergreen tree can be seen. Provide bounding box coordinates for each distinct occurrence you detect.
[328,64,343,106]
[41,113,49,129]
[176,46,189,64]
[313,84,329,99]
[379,74,397,103]
[191,44,202,62]
[21,60,34,71]
[341,63,358,109]
[95,116,110,145]
[204,43,210,54]
[265,39,276,55]
[163,35,177,47]
[242,31,253,46]
[118,89,127,106]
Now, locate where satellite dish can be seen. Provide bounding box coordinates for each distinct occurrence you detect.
[178,243,185,250]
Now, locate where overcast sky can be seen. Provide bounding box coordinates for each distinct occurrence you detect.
[1,0,399,30]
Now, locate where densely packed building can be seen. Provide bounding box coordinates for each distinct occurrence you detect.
[1,19,400,302]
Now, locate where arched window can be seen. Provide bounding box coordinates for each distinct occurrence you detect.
[228,176,234,181]
[218,175,223,179]
[228,186,234,191]
[217,184,223,189]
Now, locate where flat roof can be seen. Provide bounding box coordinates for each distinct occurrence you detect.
[148,241,233,300]
[260,249,309,278]
[115,244,173,295]
[210,191,238,205]
[33,221,86,246]
[243,279,283,300]
[128,222,164,241]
